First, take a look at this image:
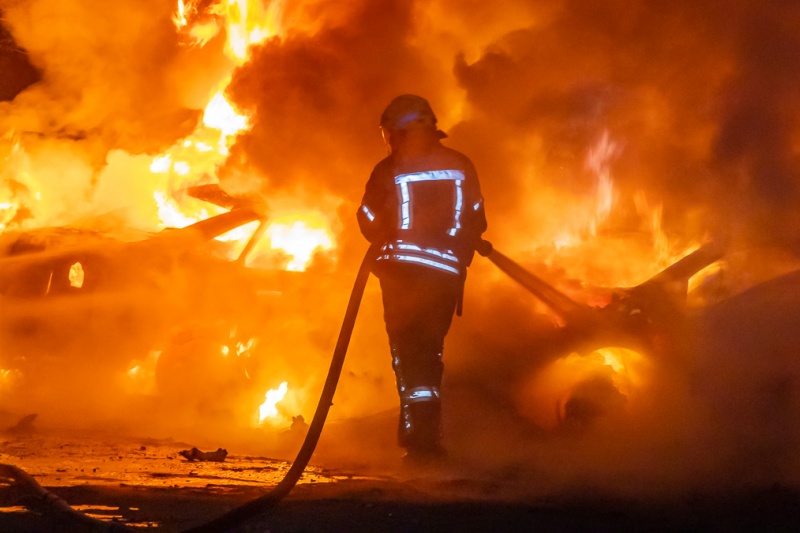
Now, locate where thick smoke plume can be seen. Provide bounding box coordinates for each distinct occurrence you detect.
[1,0,800,499]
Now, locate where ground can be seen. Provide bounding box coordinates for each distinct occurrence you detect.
[2,430,800,532]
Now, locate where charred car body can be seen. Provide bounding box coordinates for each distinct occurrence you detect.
[0,200,289,420]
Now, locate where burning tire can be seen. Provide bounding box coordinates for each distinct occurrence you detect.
[517,346,650,430]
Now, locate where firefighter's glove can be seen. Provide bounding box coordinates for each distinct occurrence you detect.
[475,239,493,257]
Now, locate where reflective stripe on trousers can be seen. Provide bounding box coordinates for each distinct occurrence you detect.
[377,241,461,275]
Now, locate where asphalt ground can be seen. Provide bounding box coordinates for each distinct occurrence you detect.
[2,432,800,532]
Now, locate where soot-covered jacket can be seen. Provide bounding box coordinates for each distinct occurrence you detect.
[358,141,487,276]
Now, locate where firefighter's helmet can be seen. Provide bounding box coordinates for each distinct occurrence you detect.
[380,94,438,131]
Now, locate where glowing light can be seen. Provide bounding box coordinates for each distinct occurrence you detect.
[203,91,248,140]
[553,231,579,250]
[266,217,335,271]
[259,382,288,422]
[173,0,188,27]
[154,190,210,228]
[149,155,172,173]
[0,368,22,392]
[144,0,337,277]
[595,348,635,372]
[236,338,256,356]
[124,351,161,395]
[586,130,619,223]
[0,202,16,230]
[518,346,649,428]
[688,261,724,293]
[68,262,84,288]
[146,0,283,238]
[173,161,191,176]
[223,0,275,60]
[531,131,702,290]
[1,0,339,281]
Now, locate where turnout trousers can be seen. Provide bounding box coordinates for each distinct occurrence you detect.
[378,264,461,451]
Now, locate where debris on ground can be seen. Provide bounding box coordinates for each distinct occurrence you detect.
[4,414,37,435]
[287,415,308,434]
[179,447,228,462]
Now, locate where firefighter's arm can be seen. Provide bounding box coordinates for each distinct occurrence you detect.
[357,170,385,243]
[463,160,488,245]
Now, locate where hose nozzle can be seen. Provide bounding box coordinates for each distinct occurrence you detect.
[476,239,493,257]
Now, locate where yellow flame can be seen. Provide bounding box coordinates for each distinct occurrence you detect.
[154,190,213,228]
[189,20,222,47]
[259,382,288,422]
[152,1,343,277]
[173,0,189,28]
[586,129,619,224]
[149,154,172,174]
[124,351,161,395]
[236,338,256,356]
[2,1,337,279]
[224,0,274,60]
[260,212,335,271]
[0,201,16,231]
[203,91,249,144]
[596,346,641,376]
[144,0,289,260]
[0,368,22,392]
[530,131,701,289]
[68,262,84,288]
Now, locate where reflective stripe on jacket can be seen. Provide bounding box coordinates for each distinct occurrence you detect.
[358,143,487,275]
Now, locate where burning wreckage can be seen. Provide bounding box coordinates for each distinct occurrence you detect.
[1,0,788,445]
[0,179,747,436]
[3,197,800,530]
[2,0,800,530]
[479,239,726,428]
[0,186,310,425]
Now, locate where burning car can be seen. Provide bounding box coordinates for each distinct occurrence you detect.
[0,194,307,423]
[503,236,800,435]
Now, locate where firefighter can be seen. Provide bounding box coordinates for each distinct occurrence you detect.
[357,94,487,460]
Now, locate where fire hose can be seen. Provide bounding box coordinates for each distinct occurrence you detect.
[0,463,129,533]
[182,243,378,533]
[474,240,590,321]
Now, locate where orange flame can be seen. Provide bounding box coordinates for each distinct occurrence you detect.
[144,0,338,270]
[518,346,650,428]
[541,130,700,289]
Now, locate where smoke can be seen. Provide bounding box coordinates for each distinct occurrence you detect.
[1,0,800,499]
[0,0,214,151]
[711,3,800,248]
[222,0,800,493]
